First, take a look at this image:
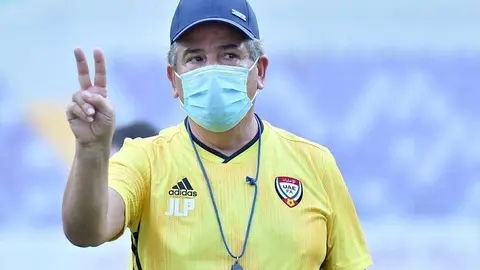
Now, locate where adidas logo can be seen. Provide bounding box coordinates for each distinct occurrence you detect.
[168,178,197,197]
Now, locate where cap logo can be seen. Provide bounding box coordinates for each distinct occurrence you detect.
[231,9,247,22]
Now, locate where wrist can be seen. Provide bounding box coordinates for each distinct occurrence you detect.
[75,140,111,155]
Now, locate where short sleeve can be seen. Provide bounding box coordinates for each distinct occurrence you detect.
[108,138,151,239]
[321,150,373,270]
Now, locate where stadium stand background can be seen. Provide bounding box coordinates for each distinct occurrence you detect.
[0,1,479,269]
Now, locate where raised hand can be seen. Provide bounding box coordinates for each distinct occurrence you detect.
[66,48,115,146]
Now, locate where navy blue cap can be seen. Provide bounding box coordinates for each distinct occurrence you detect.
[170,0,260,44]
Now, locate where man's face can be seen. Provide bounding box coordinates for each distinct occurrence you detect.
[167,22,268,102]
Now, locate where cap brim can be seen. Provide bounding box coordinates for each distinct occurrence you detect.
[171,18,256,44]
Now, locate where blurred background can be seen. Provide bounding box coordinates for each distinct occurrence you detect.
[0,0,479,269]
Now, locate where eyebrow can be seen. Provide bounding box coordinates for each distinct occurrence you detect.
[182,48,202,59]
[218,43,241,50]
[182,43,242,59]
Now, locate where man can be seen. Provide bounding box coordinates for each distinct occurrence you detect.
[111,121,158,154]
[62,0,373,269]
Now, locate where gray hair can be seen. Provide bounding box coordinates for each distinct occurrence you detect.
[167,39,265,70]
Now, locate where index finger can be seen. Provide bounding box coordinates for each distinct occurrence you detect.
[93,48,107,88]
[74,48,92,90]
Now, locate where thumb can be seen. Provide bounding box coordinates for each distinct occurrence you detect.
[86,86,107,98]
[82,92,111,113]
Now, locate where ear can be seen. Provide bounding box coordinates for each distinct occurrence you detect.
[255,56,269,90]
[167,65,180,98]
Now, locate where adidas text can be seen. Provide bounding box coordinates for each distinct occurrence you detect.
[168,189,197,197]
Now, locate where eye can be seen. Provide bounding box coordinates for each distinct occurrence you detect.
[186,56,203,63]
[223,53,239,59]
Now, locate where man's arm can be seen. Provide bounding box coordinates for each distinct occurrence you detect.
[62,48,132,247]
[62,143,125,247]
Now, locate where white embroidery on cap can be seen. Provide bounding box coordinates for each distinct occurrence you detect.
[231,9,247,21]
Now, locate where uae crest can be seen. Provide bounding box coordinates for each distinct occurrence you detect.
[274,176,303,208]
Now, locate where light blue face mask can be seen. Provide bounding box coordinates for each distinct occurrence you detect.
[175,60,259,133]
